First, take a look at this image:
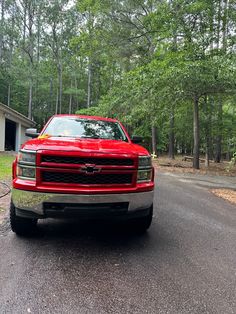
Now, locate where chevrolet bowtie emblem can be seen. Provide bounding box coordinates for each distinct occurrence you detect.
[80,165,101,174]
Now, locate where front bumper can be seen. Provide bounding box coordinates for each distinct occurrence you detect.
[12,188,154,219]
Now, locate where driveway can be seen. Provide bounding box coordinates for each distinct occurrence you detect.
[0,172,236,314]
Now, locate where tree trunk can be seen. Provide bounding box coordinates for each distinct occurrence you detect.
[87,61,92,108]
[168,108,175,159]
[169,29,176,160]
[27,1,34,120]
[55,88,58,114]
[58,62,62,114]
[209,97,214,160]
[69,94,72,114]
[28,79,33,120]
[51,20,62,113]
[23,4,26,47]
[151,126,158,157]
[7,84,11,107]
[193,96,200,169]
[205,134,210,167]
[69,79,73,114]
[75,76,79,110]
[226,140,231,161]
[214,0,228,163]
[0,0,5,62]
[204,96,210,167]
[209,0,214,52]
[222,0,229,52]
[7,5,14,108]
[49,77,53,113]
[215,98,223,163]
[216,0,222,50]
[37,12,41,64]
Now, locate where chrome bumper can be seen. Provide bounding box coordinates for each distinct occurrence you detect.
[12,188,153,217]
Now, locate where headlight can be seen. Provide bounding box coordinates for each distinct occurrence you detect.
[138,156,152,169]
[17,165,36,180]
[17,150,36,180]
[18,150,36,165]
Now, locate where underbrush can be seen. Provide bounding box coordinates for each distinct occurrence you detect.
[154,155,236,177]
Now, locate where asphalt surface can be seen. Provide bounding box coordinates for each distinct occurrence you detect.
[0,172,236,314]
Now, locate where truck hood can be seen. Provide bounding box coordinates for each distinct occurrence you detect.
[22,137,149,156]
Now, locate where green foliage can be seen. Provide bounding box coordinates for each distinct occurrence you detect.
[76,106,103,116]
[0,154,15,180]
[227,152,236,172]
[231,153,236,165]
[0,0,235,164]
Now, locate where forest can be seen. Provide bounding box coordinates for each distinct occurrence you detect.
[0,0,235,169]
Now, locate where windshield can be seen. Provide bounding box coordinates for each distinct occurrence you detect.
[42,117,128,141]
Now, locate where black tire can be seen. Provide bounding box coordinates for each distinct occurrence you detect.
[10,201,37,236]
[130,204,153,233]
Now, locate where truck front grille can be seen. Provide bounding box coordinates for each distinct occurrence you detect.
[41,155,134,166]
[42,171,133,185]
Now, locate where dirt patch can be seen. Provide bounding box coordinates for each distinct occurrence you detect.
[153,156,236,177]
[211,189,236,205]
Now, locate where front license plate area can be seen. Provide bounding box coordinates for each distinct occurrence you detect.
[43,202,129,218]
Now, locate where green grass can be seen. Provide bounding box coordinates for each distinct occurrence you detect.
[0,153,15,180]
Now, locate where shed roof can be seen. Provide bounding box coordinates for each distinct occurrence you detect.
[0,103,35,127]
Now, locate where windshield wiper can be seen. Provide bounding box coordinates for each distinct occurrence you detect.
[80,135,100,139]
[53,135,76,138]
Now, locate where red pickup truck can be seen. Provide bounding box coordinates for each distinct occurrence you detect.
[10,115,154,235]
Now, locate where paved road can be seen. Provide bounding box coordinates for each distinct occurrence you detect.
[0,172,236,314]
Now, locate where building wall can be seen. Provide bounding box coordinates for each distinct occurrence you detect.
[0,108,33,152]
[0,111,6,151]
[14,123,30,151]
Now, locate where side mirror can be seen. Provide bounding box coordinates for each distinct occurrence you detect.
[25,128,39,138]
[131,135,143,144]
